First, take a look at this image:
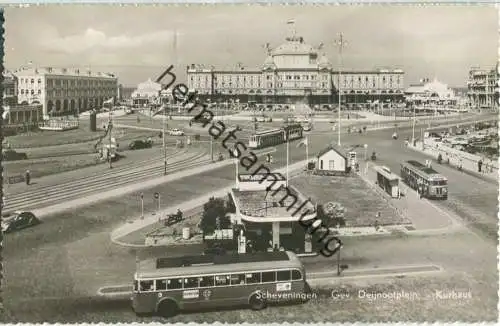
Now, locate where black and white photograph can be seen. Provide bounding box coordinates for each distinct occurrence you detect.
[0,3,498,323]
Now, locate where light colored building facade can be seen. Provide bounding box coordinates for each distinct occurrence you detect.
[186,34,405,107]
[316,146,350,173]
[467,65,499,109]
[405,78,458,106]
[131,78,162,106]
[14,67,118,118]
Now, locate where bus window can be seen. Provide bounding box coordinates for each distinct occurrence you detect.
[215,275,231,286]
[246,273,261,284]
[291,270,302,280]
[262,271,276,283]
[230,274,246,285]
[277,270,291,281]
[140,280,154,292]
[199,276,215,287]
[184,277,199,289]
[167,278,183,290]
[156,279,167,291]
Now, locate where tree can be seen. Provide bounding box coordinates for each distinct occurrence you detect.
[200,197,230,235]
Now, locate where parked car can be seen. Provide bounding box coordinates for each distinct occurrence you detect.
[2,150,28,161]
[169,128,185,136]
[1,211,40,233]
[128,139,153,150]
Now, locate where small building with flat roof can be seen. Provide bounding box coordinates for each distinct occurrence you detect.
[230,173,317,254]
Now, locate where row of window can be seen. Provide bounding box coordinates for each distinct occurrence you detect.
[136,269,302,292]
[19,78,116,87]
[190,74,402,82]
[20,89,115,96]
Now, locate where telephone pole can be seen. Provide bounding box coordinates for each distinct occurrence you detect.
[335,33,347,146]
[108,102,113,169]
[163,110,167,175]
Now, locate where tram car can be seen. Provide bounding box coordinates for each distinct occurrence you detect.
[400,160,448,199]
[248,123,303,149]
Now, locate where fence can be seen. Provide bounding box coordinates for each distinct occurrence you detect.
[423,139,498,174]
[39,119,80,131]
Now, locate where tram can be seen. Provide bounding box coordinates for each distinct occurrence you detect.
[248,124,303,149]
[400,160,448,199]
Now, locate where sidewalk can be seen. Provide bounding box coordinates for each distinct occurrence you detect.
[408,141,498,182]
[110,160,309,246]
[356,160,464,234]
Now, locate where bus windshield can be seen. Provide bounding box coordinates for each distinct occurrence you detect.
[431,180,447,186]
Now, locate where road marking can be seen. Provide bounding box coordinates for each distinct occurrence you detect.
[309,264,443,278]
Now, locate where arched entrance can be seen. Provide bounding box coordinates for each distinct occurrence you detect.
[70,99,76,115]
[63,99,69,112]
[47,100,54,115]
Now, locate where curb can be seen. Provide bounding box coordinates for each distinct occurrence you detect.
[110,160,310,247]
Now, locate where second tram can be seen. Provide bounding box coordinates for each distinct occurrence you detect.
[400,160,448,199]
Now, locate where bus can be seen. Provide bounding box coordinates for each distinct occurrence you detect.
[400,160,448,199]
[132,251,310,317]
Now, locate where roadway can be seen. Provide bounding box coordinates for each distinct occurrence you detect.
[2,113,498,322]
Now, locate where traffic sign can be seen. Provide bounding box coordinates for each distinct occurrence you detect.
[154,192,160,199]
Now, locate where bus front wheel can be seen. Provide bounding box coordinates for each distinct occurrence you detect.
[249,293,267,311]
[157,299,179,318]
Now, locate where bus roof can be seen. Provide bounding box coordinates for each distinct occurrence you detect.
[253,128,283,136]
[403,160,441,175]
[136,251,303,279]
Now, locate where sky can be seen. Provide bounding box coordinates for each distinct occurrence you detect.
[4,5,498,88]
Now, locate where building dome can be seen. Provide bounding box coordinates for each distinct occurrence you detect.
[272,36,317,56]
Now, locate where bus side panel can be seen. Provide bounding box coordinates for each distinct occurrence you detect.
[132,292,161,314]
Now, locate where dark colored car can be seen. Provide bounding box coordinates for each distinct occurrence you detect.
[2,150,28,161]
[128,140,153,150]
[2,211,40,233]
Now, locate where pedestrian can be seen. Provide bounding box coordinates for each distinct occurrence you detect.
[478,159,483,173]
[25,170,31,185]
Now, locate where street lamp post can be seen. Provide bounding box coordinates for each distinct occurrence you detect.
[108,108,113,169]
[335,33,347,146]
[163,111,167,175]
[412,102,416,143]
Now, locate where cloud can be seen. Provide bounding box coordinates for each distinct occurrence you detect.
[42,28,175,54]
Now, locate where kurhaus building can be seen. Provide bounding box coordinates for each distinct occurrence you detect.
[186,33,405,106]
[14,67,118,118]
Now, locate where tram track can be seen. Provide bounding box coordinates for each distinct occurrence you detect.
[5,148,189,195]
[4,150,209,213]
